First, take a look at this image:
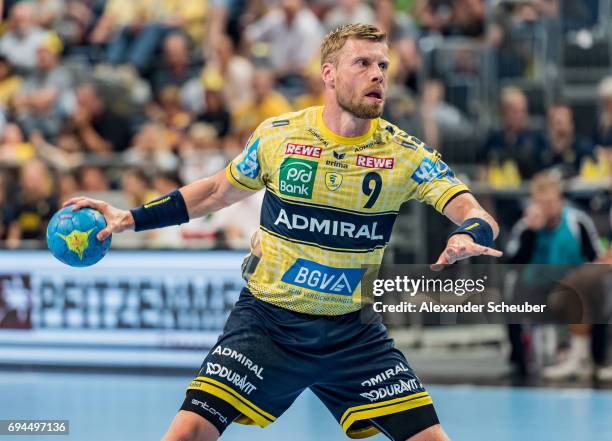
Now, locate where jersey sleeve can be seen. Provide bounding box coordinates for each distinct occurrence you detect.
[405,146,470,213]
[226,124,269,192]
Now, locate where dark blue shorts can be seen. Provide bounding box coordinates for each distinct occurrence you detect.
[184,289,438,439]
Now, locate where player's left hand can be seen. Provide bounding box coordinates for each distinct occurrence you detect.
[430,234,503,271]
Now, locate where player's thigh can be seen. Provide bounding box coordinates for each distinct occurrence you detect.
[405,424,449,441]
[162,410,219,441]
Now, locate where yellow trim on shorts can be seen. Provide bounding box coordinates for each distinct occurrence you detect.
[187,377,276,427]
[434,184,469,213]
[346,426,381,439]
[225,164,260,192]
[341,392,433,435]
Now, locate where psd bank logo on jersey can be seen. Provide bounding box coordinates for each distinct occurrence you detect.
[279,157,318,199]
[411,157,458,184]
[282,259,365,296]
[236,136,260,179]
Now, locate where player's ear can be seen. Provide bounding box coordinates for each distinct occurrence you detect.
[321,62,335,89]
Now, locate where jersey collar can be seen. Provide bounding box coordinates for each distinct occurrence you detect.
[315,106,379,145]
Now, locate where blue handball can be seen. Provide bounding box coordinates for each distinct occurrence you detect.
[46,205,112,267]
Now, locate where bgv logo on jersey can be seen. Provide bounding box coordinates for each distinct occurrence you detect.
[285,143,322,158]
[281,259,365,296]
[356,154,394,169]
[279,157,318,199]
[236,136,260,178]
[411,158,458,184]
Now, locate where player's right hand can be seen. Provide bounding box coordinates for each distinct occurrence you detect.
[62,197,136,241]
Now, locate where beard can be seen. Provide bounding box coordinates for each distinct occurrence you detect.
[336,83,384,119]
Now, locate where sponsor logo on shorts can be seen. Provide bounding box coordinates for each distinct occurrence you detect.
[279,157,318,199]
[236,136,260,179]
[356,154,394,169]
[211,345,264,379]
[206,363,257,395]
[281,259,365,296]
[285,143,322,158]
[411,158,458,184]
[361,363,410,387]
[191,399,228,424]
[360,378,423,403]
[325,172,343,191]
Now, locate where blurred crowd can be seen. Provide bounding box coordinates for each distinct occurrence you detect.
[0,0,610,250]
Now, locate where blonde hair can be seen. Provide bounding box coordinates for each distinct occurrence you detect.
[320,23,387,66]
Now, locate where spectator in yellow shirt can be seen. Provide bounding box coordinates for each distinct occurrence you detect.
[232,68,292,140]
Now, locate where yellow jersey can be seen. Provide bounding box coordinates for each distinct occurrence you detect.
[226,106,469,315]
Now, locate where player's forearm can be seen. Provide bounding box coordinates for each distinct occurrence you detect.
[461,207,499,239]
[181,168,254,219]
[179,174,228,219]
[443,193,500,239]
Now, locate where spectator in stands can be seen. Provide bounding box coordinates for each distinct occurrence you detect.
[55,0,97,51]
[245,0,324,82]
[420,79,472,150]
[89,0,149,48]
[450,0,486,38]
[6,158,57,248]
[0,55,22,109]
[0,171,14,243]
[120,167,156,207]
[482,87,547,180]
[156,0,207,45]
[123,122,178,172]
[595,76,612,149]
[375,0,417,42]
[540,103,594,178]
[0,2,46,73]
[105,1,164,74]
[147,86,192,149]
[324,0,375,32]
[32,0,64,30]
[195,70,232,139]
[56,171,80,203]
[153,170,182,197]
[151,32,198,98]
[66,83,133,153]
[414,0,454,36]
[76,165,110,193]
[31,127,83,171]
[206,34,254,113]
[0,122,35,165]
[179,123,228,184]
[12,32,72,139]
[506,171,603,378]
[232,68,292,140]
[545,249,612,382]
[293,60,325,110]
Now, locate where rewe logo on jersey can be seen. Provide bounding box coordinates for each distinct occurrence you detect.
[285,143,322,158]
[279,157,318,198]
[281,259,365,296]
[356,154,394,169]
[411,158,458,184]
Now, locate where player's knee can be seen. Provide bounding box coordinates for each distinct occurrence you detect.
[405,424,450,441]
[161,410,220,441]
